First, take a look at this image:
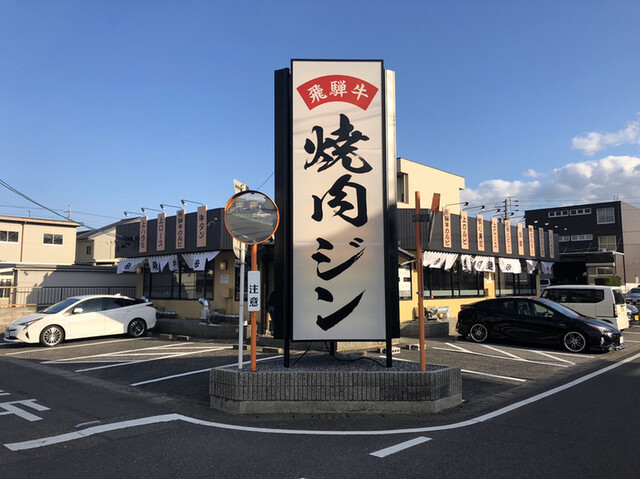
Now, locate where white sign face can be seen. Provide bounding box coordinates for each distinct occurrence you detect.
[292,60,386,341]
[247,271,260,312]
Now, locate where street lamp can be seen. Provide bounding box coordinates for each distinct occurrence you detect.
[141,207,163,214]
[181,199,205,207]
[123,211,143,217]
[160,203,183,210]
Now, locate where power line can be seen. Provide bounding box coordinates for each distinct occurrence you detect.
[0,178,71,222]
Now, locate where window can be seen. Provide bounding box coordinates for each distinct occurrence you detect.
[496,269,535,297]
[570,234,593,241]
[43,233,63,245]
[422,261,484,299]
[0,230,19,243]
[398,265,412,300]
[598,235,617,251]
[86,245,92,255]
[143,260,215,300]
[569,208,591,216]
[558,235,570,242]
[397,172,409,204]
[597,207,615,224]
[548,210,568,218]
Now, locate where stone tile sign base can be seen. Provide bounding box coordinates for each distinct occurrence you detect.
[210,354,462,414]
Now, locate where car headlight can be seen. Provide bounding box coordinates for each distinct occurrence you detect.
[22,318,42,328]
[587,324,613,335]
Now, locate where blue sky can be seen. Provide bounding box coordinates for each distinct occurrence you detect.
[1,0,639,229]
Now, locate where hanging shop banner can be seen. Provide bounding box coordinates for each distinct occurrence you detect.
[504,219,512,255]
[176,209,186,250]
[548,229,555,258]
[148,256,164,273]
[461,254,474,272]
[526,259,538,274]
[476,214,485,251]
[538,227,546,258]
[422,251,458,270]
[292,60,390,341]
[196,205,207,248]
[139,216,148,253]
[541,261,554,274]
[117,257,146,274]
[517,223,525,256]
[147,255,179,273]
[498,257,522,274]
[182,251,219,271]
[491,217,499,253]
[473,256,496,273]
[443,207,452,248]
[460,211,469,250]
[528,225,536,256]
[156,213,166,252]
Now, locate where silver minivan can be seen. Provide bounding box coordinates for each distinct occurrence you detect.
[540,285,629,331]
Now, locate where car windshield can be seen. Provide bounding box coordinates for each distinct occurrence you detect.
[42,298,81,314]
[629,288,640,294]
[536,298,583,318]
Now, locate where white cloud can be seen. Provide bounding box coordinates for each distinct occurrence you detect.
[461,155,640,210]
[522,169,545,178]
[571,118,640,156]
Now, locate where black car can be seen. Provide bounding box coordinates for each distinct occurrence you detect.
[456,297,624,353]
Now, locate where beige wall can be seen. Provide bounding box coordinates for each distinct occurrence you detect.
[397,157,466,212]
[1,218,78,265]
[76,231,117,265]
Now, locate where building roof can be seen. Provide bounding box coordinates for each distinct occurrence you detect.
[0,215,82,227]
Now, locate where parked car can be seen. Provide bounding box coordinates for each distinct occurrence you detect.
[456,297,624,353]
[625,287,640,305]
[627,303,640,323]
[539,284,629,331]
[4,295,157,347]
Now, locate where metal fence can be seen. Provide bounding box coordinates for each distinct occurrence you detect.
[0,286,138,310]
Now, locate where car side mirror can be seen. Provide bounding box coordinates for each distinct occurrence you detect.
[72,307,84,314]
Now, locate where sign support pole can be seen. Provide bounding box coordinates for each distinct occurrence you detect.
[250,243,258,372]
[238,246,246,369]
[415,191,426,372]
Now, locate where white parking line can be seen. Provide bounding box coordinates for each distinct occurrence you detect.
[434,343,570,367]
[4,337,150,356]
[385,355,528,383]
[40,343,184,364]
[370,436,432,458]
[530,350,575,365]
[75,346,232,372]
[481,344,522,359]
[460,369,527,383]
[8,351,639,452]
[131,355,285,387]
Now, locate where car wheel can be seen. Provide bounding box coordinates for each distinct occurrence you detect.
[469,323,488,343]
[128,318,147,338]
[563,331,587,353]
[40,325,64,347]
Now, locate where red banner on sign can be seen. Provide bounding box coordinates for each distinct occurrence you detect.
[296,75,379,111]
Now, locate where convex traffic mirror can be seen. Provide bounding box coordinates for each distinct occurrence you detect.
[224,190,279,245]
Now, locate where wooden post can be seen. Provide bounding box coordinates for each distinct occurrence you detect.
[415,192,426,372]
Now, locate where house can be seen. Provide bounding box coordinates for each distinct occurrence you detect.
[76,218,140,266]
[0,215,136,327]
[525,201,640,287]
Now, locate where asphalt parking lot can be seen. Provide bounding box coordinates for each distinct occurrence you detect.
[2,323,639,411]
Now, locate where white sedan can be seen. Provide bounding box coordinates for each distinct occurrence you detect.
[4,295,157,347]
